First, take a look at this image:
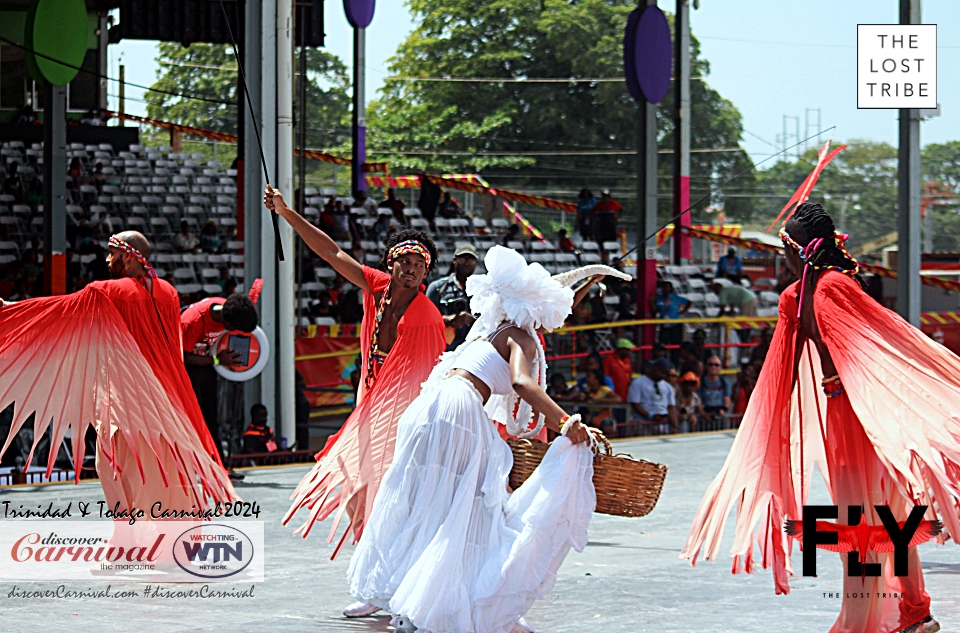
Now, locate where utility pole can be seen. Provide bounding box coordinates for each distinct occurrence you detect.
[672,0,691,264]
[897,0,922,326]
[351,27,366,194]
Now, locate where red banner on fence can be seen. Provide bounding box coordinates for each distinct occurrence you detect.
[295,336,361,407]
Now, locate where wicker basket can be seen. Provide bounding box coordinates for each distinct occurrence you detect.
[507,437,668,518]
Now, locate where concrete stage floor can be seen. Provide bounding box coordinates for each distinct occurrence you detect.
[0,432,957,632]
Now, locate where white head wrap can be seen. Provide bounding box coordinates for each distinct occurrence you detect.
[423,246,574,438]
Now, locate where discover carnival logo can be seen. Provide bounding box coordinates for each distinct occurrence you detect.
[0,521,264,582]
[173,524,255,579]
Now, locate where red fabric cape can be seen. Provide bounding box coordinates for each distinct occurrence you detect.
[0,279,233,504]
[284,267,446,556]
[682,273,960,594]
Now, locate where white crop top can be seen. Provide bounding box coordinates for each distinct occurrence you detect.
[451,340,513,396]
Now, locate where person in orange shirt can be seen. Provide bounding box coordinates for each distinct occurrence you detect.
[602,338,634,401]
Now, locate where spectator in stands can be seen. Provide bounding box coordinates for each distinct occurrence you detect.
[200,221,223,254]
[716,247,743,280]
[379,188,407,225]
[20,249,41,281]
[667,366,680,388]
[698,355,730,429]
[91,162,106,192]
[502,223,521,247]
[350,241,366,264]
[309,291,336,321]
[748,328,773,367]
[557,228,576,253]
[426,243,478,350]
[3,161,24,203]
[593,189,622,260]
[331,200,352,241]
[215,266,233,292]
[242,404,276,454]
[675,371,704,433]
[181,292,260,479]
[67,157,84,202]
[603,338,634,401]
[437,191,464,218]
[712,280,758,317]
[731,361,758,425]
[295,371,311,451]
[370,212,393,244]
[336,277,364,324]
[576,188,596,242]
[352,189,378,217]
[349,207,367,242]
[575,351,614,393]
[691,328,709,363]
[548,373,575,400]
[25,176,43,206]
[80,109,103,126]
[678,341,704,378]
[654,280,690,365]
[627,358,677,434]
[173,221,200,253]
[577,367,621,427]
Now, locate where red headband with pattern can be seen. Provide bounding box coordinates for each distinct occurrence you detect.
[386,239,431,268]
[108,235,157,278]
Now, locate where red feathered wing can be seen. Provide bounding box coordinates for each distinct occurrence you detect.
[682,272,960,594]
[0,286,235,505]
[284,267,446,557]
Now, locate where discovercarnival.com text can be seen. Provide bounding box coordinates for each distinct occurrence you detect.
[6,584,256,600]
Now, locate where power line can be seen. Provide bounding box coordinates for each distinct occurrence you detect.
[0,35,237,107]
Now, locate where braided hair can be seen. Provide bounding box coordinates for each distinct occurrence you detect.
[785,202,864,286]
[379,229,439,274]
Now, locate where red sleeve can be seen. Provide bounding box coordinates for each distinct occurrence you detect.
[363,265,391,293]
[180,306,205,352]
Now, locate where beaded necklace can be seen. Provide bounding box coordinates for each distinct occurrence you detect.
[365,282,392,389]
[779,228,860,319]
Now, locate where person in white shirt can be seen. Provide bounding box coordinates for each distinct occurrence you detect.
[627,358,678,434]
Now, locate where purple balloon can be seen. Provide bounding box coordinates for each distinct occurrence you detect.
[624,6,672,104]
[344,0,375,29]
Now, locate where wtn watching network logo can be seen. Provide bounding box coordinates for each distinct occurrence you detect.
[174,525,256,579]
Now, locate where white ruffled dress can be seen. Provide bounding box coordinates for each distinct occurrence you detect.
[347,371,596,633]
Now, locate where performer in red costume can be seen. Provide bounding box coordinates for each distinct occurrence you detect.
[682,204,958,633]
[0,231,235,515]
[263,187,446,562]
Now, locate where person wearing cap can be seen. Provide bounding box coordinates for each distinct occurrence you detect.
[712,280,758,317]
[716,246,743,280]
[603,338,635,401]
[653,280,690,365]
[627,358,678,435]
[426,242,479,350]
[675,371,704,433]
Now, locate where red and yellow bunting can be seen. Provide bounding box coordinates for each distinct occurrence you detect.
[660,224,741,248]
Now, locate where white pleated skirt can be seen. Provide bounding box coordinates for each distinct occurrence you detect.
[347,376,596,633]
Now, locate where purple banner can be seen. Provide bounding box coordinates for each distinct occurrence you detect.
[343,0,375,29]
[624,6,672,104]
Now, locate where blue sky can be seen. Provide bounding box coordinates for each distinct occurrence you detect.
[111,1,959,163]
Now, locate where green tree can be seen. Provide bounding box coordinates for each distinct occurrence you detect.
[145,43,351,148]
[368,0,753,221]
[922,141,960,252]
[752,141,900,251]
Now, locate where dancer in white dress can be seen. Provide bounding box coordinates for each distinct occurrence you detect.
[347,246,598,633]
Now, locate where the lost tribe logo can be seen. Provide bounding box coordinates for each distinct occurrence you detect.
[173,524,255,579]
[785,505,942,577]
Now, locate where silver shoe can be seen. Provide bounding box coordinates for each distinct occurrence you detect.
[342,601,381,618]
[394,616,417,633]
